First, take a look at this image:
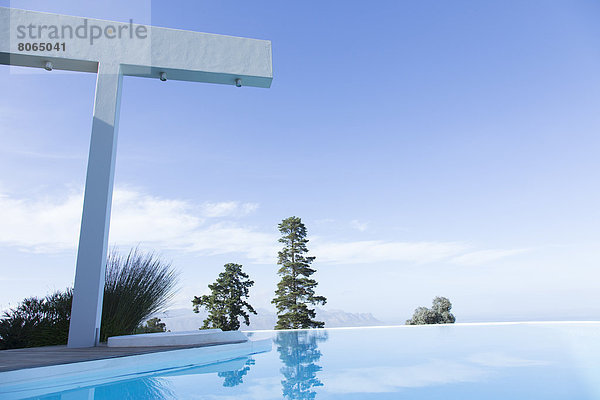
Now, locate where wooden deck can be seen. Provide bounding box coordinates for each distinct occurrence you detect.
[0,343,222,373]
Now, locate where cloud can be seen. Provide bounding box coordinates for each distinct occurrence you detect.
[312,240,469,264]
[322,360,486,393]
[451,249,528,266]
[0,187,527,267]
[109,188,201,246]
[0,191,83,252]
[0,187,272,259]
[183,223,277,262]
[0,148,85,160]
[468,352,550,367]
[200,201,259,218]
[350,219,369,232]
[111,190,274,261]
[321,353,549,394]
[314,218,335,224]
[198,377,282,400]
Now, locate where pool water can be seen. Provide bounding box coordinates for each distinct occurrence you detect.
[23,323,600,399]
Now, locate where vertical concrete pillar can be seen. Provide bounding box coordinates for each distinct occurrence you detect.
[68,63,123,348]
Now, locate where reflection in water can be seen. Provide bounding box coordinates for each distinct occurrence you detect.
[51,376,175,400]
[34,356,256,399]
[218,357,256,387]
[19,325,600,399]
[92,377,175,399]
[275,330,328,399]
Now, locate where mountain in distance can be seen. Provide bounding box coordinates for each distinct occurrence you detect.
[152,307,383,331]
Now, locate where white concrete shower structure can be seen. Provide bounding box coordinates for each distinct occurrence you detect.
[0,7,273,347]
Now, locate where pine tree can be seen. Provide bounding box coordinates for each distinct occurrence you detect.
[192,263,257,331]
[272,216,327,329]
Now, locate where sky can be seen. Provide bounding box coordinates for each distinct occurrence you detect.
[1,0,600,323]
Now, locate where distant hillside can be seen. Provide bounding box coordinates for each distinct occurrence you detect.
[152,307,383,331]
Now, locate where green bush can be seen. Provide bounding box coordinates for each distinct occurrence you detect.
[0,249,178,349]
[0,290,72,349]
[406,296,456,325]
[100,249,178,341]
[134,317,167,334]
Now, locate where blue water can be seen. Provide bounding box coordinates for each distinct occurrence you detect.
[23,323,600,399]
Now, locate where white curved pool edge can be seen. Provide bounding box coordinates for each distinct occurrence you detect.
[244,320,600,333]
[107,329,247,347]
[0,339,272,400]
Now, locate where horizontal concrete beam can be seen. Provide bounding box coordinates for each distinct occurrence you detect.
[0,7,272,87]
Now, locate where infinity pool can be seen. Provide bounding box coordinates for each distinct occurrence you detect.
[15,322,600,399]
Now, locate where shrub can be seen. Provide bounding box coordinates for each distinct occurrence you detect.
[406,296,456,325]
[0,290,72,349]
[134,317,167,334]
[0,249,178,349]
[100,249,178,341]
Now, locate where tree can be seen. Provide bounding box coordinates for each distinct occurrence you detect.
[135,317,167,334]
[192,263,257,331]
[406,296,456,325]
[431,296,455,323]
[272,216,327,330]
